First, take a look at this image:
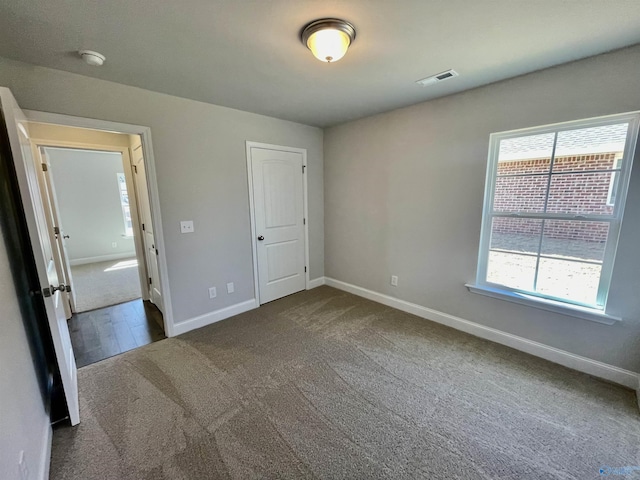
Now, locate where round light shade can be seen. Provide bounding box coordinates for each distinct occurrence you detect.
[302,19,356,63]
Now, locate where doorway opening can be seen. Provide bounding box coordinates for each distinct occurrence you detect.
[29,122,166,367]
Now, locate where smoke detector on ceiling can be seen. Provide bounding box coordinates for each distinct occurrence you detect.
[79,50,106,66]
[416,69,458,87]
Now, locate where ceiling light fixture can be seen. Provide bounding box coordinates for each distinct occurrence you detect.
[79,50,106,66]
[301,18,356,63]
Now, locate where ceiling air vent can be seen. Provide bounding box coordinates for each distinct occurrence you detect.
[416,69,459,87]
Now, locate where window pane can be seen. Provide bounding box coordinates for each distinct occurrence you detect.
[536,258,601,306]
[606,158,623,206]
[487,251,537,291]
[547,171,615,215]
[494,175,547,213]
[552,123,627,172]
[498,132,555,172]
[552,153,622,173]
[541,220,608,262]
[490,218,542,255]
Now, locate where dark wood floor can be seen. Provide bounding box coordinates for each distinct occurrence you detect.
[68,299,166,368]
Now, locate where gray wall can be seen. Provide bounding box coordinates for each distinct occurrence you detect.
[324,45,640,372]
[47,148,136,263]
[0,230,50,479]
[0,56,324,324]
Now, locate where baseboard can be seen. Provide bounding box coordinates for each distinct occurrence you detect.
[172,299,258,336]
[69,252,136,266]
[324,277,640,391]
[40,422,53,480]
[308,277,326,289]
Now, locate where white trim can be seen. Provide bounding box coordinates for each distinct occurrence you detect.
[325,277,640,390]
[69,251,137,266]
[308,277,326,289]
[172,299,257,336]
[245,141,310,305]
[465,283,620,325]
[23,109,175,337]
[40,423,53,480]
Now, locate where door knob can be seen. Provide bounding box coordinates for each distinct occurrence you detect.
[51,284,66,293]
[43,284,67,297]
[257,236,264,241]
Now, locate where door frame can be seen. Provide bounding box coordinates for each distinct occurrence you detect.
[246,141,310,305]
[32,143,145,311]
[26,110,175,337]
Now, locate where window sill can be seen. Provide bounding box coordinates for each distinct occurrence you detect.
[465,284,620,325]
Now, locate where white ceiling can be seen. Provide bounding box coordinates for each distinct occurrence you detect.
[1,0,640,127]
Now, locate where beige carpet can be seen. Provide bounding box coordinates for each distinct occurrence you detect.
[50,286,640,479]
[70,257,142,312]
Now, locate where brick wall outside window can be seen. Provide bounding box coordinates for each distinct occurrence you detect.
[493,153,618,243]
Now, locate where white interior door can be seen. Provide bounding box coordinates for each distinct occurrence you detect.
[250,146,306,304]
[0,87,79,425]
[131,139,163,311]
[38,147,77,314]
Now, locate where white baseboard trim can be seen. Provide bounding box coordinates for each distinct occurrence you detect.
[308,277,326,289]
[69,252,136,266]
[40,422,53,480]
[172,299,258,336]
[325,277,640,391]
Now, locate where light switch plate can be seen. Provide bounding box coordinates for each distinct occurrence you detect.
[227,282,234,294]
[209,287,217,299]
[180,220,194,234]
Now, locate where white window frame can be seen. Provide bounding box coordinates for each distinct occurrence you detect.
[468,112,640,322]
[117,172,134,237]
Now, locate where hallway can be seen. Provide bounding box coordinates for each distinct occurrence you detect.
[68,299,165,368]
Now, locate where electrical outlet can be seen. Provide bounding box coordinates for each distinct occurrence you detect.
[180,220,194,234]
[391,275,398,287]
[18,450,29,480]
[112,242,117,248]
[208,287,217,299]
[226,282,234,294]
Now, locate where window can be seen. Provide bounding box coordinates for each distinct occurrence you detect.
[117,173,133,237]
[473,113,639,313]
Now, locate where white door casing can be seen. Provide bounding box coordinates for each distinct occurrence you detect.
[131,139,163,312]
[0,87,79,425]
[247,143,308,304]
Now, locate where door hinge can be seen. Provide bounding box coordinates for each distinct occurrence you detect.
[303,218,306,225]
[41,163,48,172]
[304,266,307,273]
[142,223,145,231]
[133,165,138,174]
[155,249,158,255]
[53,226,60,235]
[149,277,152,285]
[302,165,306,173]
